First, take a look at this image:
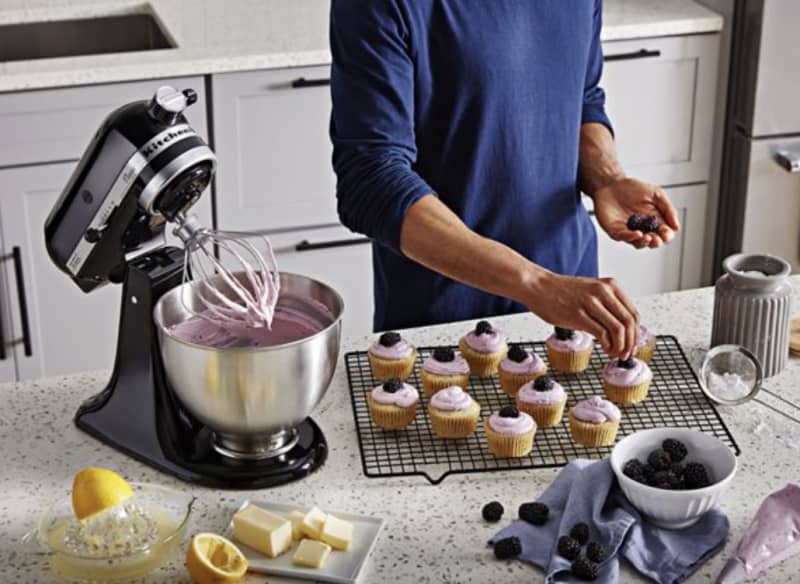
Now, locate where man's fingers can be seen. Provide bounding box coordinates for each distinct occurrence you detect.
[586,299,627,357]
[653,188,681,231]
[577,309,609,353]
[657,225,675,244]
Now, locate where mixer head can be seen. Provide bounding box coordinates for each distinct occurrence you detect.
[44,86,216,292]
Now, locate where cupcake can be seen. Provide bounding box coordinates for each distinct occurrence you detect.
[458,320,508,377]
[366,378,419,430]
[635,324,657,363]
[483,405,537,458]
[546,327,594,373]
[498,344,547,396]
[420,347,471,397]
[428,386,481,439]
[569,396,621,447]
[515,375,566,427]
[367,331,417,381]
[602,356,652,404]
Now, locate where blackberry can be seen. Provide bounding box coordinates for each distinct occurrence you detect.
[647,449,672,471]
[640,215,661,233]
[616,357,635,369]
[554,327,575,341]
[533,375,554,392]
[557,536,581,560]
[622,459,646,482]
[627,213,647,231]
[662,438,688,462]
[570,522,590,545]
[378,331,401,347]
[586,541,607,563]
[493,536,522,560]
[670,462,685,477]
[518,502,549,525]
[499,405,520,418]
[382,378,404,393]
[432,347,455,362]
[572,557,600,581]
[507,344,528,363]
[684,462,711,489]
[481,501,504,522]
[650,470,681,490]
[475,320,494,335]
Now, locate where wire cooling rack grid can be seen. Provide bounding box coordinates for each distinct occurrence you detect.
[345,336,739,485]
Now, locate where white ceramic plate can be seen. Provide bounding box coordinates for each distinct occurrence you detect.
[229,500,384,584]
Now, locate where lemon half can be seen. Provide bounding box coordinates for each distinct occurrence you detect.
[71,467,135,521]
[187,533,248,584]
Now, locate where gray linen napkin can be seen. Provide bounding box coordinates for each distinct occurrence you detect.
[489,459,729,583]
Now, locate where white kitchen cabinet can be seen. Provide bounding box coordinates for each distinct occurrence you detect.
[593,184,707,298]
[266,224,373,338]
[211,66,338,231]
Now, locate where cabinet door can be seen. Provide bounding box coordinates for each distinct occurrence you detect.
[0,163,121,380]
[211,66,338,231]
[267,224,373,338]
[593,184,707,297]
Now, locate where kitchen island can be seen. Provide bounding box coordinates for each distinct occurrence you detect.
[2,281,799,583]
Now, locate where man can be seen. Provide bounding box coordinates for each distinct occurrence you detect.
[329,0,679,358]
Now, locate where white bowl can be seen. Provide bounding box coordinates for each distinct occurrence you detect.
[610,428,737,529]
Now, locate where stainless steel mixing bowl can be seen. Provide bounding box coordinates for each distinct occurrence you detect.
[152,272,343,459]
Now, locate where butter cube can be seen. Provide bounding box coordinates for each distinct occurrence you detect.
[292,538,332,569]
[320,514,354,551]
[232,504,292,558]
[300,506,327,540]
[286,510,306,540]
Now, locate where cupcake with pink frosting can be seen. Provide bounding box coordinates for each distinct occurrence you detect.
[458,320,508,377]
[515,374,566,427]
[428,386,481,439]
[546,327,594,373]
[421,347,471,397]
[367,378,420,430]
[498,344,547,396]
[483,405,537,458]
[368,331,417,381]
[602,356,653,404]
[568,396,622,447]
[635,324,657,363]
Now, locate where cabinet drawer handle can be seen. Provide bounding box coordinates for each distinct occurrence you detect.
[604,48,661,62]
[295,237,371,252]
[291,77,331,89]
[11,247,32,357]
[775,149,800,173]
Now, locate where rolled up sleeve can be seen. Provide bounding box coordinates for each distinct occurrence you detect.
[330,0,433,252]
[582,0,614,135]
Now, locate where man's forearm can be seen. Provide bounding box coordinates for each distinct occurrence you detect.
[578,122,625,197]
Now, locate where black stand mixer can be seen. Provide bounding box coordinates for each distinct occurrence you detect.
[44,87,332,488]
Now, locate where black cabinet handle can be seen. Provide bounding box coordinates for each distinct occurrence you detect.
[12,247,32,357]
[604,48,661,62]
[291,77,331,89]
[295,237,371,252]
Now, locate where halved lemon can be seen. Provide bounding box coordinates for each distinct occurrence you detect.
[71,467,135,520]
[186,533,248,584]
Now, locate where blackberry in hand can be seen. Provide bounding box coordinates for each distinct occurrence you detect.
[378,331,401,347]
[482,501,504,522]
[382,378,404,393]
[616,357,636,369]
[662,438,688,462]
[627,213,647,231]
[493,536,522,560]
[475,320,494,335]
[518,502,549,525]
[586,541,607,563]
[432,347,455,362]
[684,462,711,489]
[641,215,661,233]
[647,449,672,471]
[557,536,581,560]
[572,557,600,581]
[554,327,575,341]
[570,522,590,545]
[507,344,528,363]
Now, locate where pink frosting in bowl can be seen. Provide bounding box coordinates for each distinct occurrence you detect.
[463,329,507,354]
[603,358,652,386]
[422,352,470,376]
[488,411,535,435]
[546,330,594,352]
[518,378,566,405]
[573,396,621,423]
[500,351,546,375]
[429,386,474,411]
[371,382,419,408]
[369,338,414,360]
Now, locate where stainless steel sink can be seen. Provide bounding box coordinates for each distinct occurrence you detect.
[0,14,174,62]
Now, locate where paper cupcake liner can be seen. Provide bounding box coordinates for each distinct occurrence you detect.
[516,398,566,428]
[368,349,418,381]
[367,394,418,430]
[458,339,507,377]
[546,346,593,373]
[498,367,546,397]
[568,410,619,447]
[428,402,481,439]
[603,379,651,404]
[420,369,471,398]
[483,419,536,458]
[635,338,657,364]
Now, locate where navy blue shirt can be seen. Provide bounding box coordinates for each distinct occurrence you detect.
[330,0,612,331]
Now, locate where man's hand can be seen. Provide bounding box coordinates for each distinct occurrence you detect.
[592,177,681,249]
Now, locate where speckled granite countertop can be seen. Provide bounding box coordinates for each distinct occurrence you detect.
[0,0,723,93]
[2,279,799,583]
